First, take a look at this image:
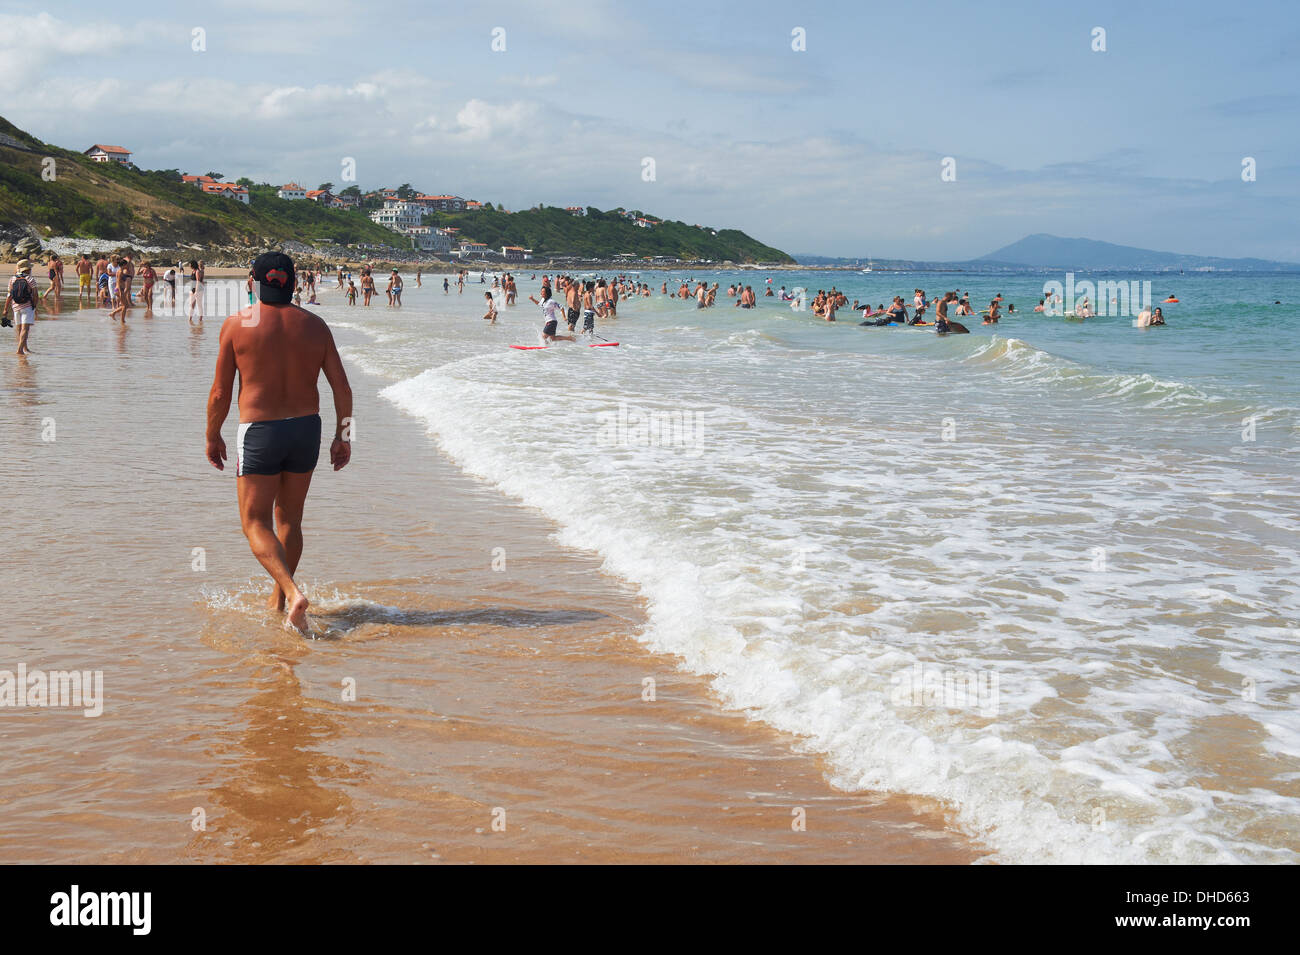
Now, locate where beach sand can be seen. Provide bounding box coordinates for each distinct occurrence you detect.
[0,290,983,863]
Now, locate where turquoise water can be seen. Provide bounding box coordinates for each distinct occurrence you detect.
[770,269,1300,416]
[329,267,1300,863]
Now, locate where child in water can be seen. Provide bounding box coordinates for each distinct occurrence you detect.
[347,280,358,305]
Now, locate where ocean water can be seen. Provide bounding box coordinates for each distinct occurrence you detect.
[324,269,1300,864]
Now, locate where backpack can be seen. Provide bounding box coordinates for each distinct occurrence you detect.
[10,276,32,306]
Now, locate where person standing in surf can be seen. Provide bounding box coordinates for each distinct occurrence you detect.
[528,285,575,343]
[205,252,354,634]
[4,260,38,355]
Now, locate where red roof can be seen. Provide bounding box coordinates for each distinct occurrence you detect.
[280,182,304,190]
[88,144,131,154]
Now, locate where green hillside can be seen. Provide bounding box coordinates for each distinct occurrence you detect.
[0,116,792,262]
[0,117,415,248]
[427,206,792,263]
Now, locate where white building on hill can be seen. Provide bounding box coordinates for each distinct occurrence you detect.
[85,144,132,165]
[371,200,425,232]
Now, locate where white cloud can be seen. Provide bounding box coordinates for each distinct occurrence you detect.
[447,99,531,143]
[0,13,164,90]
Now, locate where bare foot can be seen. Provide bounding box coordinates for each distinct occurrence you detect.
[267,588,286,613]
[284,593,311,635]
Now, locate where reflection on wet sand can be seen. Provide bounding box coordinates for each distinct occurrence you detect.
[192,635,361,863]
[7,356,38,408]
[189,318,205,359]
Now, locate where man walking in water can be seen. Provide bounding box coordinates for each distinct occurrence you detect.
[205,252,353,634]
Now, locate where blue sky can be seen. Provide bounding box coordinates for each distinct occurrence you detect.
[2,0,1298,260]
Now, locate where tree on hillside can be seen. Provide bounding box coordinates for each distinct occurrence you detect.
[483,202,495,210]
[236,177,253,186]
[204,172,223,181]
[397,183,416,199]
[339,185,361,197]
[318,182,334,193]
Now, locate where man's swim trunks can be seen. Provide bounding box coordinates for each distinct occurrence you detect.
[236,414,322,477]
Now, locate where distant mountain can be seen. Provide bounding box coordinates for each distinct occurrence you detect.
[975,234,1300,271]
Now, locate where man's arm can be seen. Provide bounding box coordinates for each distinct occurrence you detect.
[205,319,238,469]
[321,326,353,471]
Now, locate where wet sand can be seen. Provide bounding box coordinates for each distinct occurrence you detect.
[0,292,984,863]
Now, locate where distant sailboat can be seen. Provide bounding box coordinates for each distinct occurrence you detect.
[861,257,873,273]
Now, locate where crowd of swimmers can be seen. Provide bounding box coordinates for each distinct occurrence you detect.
[7,252,1184,357]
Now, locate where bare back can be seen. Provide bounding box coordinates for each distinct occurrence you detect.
[223,304,336,423]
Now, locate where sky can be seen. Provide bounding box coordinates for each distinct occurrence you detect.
[2,0,1298,261]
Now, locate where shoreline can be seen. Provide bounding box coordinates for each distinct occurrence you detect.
[0,287,985,864]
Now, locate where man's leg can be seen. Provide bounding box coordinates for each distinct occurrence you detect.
[268,470,314,614]
[237,473,311,633]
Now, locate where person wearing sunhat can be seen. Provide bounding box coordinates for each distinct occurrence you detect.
[204,251,354,635]
[3,259,38,355]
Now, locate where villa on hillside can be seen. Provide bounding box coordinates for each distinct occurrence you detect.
[565,206,586,217]
[501,246,529,261]
[413,194,467,213]
[407,226,454,253]
[181,174,248,203]
[203,181,249,204]
[634,217,660,228]
[84,144,132,165]
[464,200,483,211]
[458,241,489,257]
[370,199,425,231]
[277,182,307,200]
[306,189,346,208]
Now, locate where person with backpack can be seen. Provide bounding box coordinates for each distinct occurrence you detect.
[4,259,38,355]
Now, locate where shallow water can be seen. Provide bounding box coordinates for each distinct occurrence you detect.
[344,268,1299,863]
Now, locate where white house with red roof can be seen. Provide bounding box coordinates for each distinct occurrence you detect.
[181,174,248,203]
[565,206,586,217]
[85,144,132,165]
[277,182,307,200]
[203,182,250,204]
